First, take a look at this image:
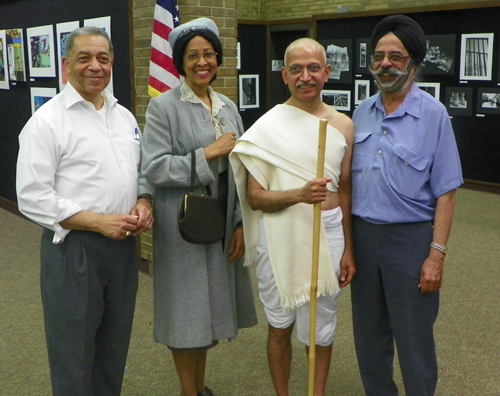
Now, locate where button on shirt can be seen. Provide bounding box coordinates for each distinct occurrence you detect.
[351,83,463,224]
[16,82,152,243]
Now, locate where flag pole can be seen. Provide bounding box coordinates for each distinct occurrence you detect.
[308,119,328,396]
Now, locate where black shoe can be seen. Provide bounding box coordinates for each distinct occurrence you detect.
[198,386,214,396]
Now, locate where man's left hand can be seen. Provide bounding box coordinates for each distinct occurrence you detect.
[339,252,356,288]
[418,254,444,294]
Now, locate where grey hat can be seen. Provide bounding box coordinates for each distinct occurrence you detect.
[169,17,219,50]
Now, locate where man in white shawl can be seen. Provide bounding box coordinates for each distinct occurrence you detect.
[230,38,356,396]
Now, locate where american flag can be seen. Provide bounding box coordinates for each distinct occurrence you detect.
[148,0,181,97]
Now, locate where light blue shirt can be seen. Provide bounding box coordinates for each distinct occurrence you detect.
[352,83,463,224]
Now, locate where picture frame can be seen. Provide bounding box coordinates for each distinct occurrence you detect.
[322,89,351,112]
[445,87,473,117]
[355,38,372,74]
[354,80,370,105]
[56,21,79,91]
[459,33,494,81]
[26,25,56,78]
[421,34,456,75]
[239,74,259,109]
[0,30,10,89]
[236,42,240,70]
[320,39,352,84]
[477,87,500,115]
[30,87,57,114]
[5,28,26,82]
[416,82,441,102]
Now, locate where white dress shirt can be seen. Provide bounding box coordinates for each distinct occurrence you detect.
[16,82,151,243]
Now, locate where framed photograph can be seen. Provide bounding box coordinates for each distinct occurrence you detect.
[320,39,352,84]
[445,87,473,117]
[239,74,259,109]
[322,89,351,112]
[416,82,441,101]
[30,87,57,114]
[356,38,372,74]
[84,16,113,94]
[477,88,500,115]
[0,30,10,89]
[6,28,26,82]
[354,80,370,105]
[421,35,456,75]
[459,33,494,81]
[56,21,79,91]
[27,25,56,78]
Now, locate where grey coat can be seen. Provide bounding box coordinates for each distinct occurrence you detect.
[141,85,257,348]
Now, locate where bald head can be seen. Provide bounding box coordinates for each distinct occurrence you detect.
[284,38,326,65]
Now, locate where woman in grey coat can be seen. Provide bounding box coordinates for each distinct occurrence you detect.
[141,18,257,396]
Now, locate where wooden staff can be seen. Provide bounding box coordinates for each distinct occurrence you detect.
[308,119,328,396]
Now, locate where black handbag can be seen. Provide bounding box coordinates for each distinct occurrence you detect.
[178,152,225,244]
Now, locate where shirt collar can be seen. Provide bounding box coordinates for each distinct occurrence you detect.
[62,82,118,110]
[180,81,225,116]
[373,82,422,119]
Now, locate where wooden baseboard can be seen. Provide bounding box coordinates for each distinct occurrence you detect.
[463,180,500,195]
[0,197,24,218]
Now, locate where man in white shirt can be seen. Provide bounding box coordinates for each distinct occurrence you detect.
[16,26,154,396]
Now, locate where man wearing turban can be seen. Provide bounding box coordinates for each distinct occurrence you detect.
[350,15,463,395]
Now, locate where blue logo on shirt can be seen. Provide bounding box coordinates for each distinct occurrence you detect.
[134,128,140,142]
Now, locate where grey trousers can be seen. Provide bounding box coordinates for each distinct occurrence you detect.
[40,229,138,396]
[351,217,439,396]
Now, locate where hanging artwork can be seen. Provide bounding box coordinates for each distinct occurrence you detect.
[354,80,370,105]
[459,33,494,81]
[421,35,455,75]
[320,39,352,84]
[416,82,441,102]
[445,87,473,117]
[30,87,57,114]
[56,21,79,91]
[239,74,259,109]
[6,28,26,82]
[0,30,10,89]
[26,25,56,78]
[477,88,500,115]
[84,16,113,94]
[355,38,372,74]
[322,89,351,112]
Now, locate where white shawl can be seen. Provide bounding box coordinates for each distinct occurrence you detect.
[229,104,347,311]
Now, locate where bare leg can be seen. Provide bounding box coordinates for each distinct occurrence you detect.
[194,349,208,393]
[305,344,333,396]
[267,323,294,396]
[172,349,205,396]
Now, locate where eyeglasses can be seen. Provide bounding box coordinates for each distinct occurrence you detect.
[185,50,217,62]
[371,53,411,64]
[285,64,327,76]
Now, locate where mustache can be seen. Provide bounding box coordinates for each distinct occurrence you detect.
[369,66,409,77]
[296,81,317,88]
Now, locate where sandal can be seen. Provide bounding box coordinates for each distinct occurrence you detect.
[198,386,214,396]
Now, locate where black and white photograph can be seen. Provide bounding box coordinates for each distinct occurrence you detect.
[459,33,494,81]
[354,80,370,105]
[320,39,352,84]
[356,38,372,74]
[26,25,56,78]
[421,34,455,75]
[477,87,500,114]
[445,86,473,117]
[322,89,351,112]
[0,29,9,89]
[239,74,259,109]
[416,82,441,102]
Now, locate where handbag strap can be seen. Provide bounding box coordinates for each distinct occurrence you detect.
[189,151,212,196]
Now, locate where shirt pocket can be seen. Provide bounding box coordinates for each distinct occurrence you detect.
[352,132,372,172]
[388,143,429,199]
